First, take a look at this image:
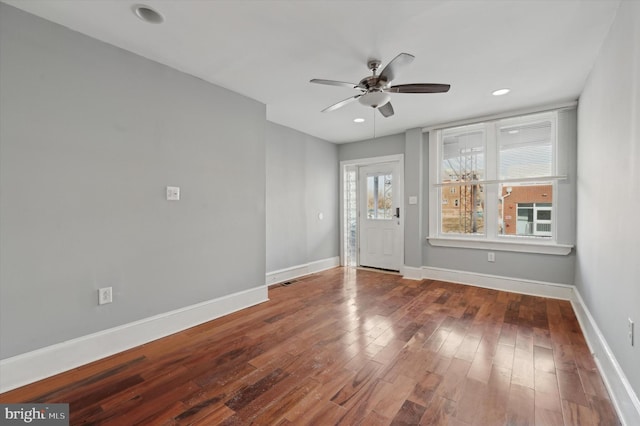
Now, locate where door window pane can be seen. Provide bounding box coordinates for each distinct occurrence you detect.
[367,174,393,219]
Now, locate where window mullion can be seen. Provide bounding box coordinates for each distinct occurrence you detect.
[485,123,498,238]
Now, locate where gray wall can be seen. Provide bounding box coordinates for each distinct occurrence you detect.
[404,129,424,268]
[0,5,266,359]
[420,109,578,285]
[338,133,405,162]
[576,0,639,400]
[266,122,339,272]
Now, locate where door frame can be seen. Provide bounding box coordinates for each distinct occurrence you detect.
[339,154,405,272]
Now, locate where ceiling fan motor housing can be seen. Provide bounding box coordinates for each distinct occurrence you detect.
[358,75,389,91]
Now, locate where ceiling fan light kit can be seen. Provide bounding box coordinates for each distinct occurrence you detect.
[311,52,450,118]
[358,91,391,108]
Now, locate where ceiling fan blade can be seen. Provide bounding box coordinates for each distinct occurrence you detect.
[379,53,415,83]
[322,94,362,113]
[310,79,358,89]
[387,83,451,93]
[378,102,394,118]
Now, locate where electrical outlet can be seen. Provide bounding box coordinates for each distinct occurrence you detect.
[488,252,495,262]
[629,318,634,346]
[98,287,113,305]
[166,186,180,201]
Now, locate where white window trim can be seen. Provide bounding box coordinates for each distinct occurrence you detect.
[428,110,573,256]
[426,236,573,255]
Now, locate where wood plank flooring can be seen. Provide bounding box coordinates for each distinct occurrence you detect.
[0,268,620,425]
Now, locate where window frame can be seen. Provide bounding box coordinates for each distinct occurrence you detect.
[428,111,572,255]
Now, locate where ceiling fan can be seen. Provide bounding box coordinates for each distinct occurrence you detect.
[310,53,450,118]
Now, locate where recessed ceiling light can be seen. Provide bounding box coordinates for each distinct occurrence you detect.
[353,118,365,123]
[492,88,510,96]
[133,4,164,24]
[508,129,519,134]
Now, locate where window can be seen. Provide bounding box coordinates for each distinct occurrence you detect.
[366,173,393,219]
[440,124,485,235]
[429,111,568,252]
[343,167,357,266]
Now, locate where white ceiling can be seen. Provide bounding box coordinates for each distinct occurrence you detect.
[3,0,620,143]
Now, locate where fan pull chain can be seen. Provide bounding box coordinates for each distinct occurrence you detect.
[373,107,376,139]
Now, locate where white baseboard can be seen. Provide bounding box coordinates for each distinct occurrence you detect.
[570,290,640,426]
[421,266,574,300]
[0,285,268,393]
[420,265,639,425]
[266,256,339,285]
[402,265,423,280]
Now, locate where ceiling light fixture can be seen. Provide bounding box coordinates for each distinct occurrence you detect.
[508,129,519,134]
[353,118,365,123]
[492,88,510,96]
[133,4,164,24]
[358,91,391,109]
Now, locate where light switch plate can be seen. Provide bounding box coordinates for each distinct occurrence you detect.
[166,186,180,201]
[409,196,418,205]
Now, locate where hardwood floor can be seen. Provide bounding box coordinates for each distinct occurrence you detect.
[1,268,620,425]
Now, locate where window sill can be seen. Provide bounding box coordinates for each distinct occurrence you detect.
[426,237,573,255]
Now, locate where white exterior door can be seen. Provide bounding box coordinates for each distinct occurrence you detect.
[358,162,402,271]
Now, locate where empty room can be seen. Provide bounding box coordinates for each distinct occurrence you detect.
[0,0,638,425]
